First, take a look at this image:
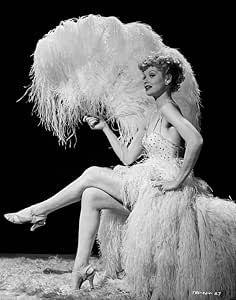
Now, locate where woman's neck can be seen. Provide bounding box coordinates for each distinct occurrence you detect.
[154,92,172,109]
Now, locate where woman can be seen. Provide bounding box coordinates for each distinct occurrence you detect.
[4,53,236,299]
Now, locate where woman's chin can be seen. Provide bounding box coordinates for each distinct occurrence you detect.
[146,90,155,97]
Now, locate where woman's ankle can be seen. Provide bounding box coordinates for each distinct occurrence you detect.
[73,260,90,271]
[31,204,48,217]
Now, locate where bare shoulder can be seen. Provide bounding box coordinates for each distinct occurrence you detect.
[159,98,203,141]
[159,102,183,142]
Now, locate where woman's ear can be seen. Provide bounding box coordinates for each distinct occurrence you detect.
[165,73,172,86]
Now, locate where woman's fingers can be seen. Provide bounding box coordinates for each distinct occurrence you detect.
[83,116,96,123]
[153,179,181,193]
[83,116,99,127]
[89,119,98,127]
[151,179,166,193]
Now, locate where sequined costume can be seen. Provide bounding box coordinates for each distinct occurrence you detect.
[97,113,236,300]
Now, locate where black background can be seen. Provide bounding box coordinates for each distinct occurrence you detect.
[1,4,235,255]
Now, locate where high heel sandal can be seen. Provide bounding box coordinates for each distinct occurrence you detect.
[72,265,96,290]
[4,206,47,232]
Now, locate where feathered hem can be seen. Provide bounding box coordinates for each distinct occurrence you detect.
[97,175,236,300]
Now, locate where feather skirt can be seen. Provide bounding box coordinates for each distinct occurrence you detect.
[97,160,236,300]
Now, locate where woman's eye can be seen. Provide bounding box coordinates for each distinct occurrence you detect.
[149,73,155,77]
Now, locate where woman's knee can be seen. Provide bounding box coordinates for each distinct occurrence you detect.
[81,187,101,208]
[81,166,101,183]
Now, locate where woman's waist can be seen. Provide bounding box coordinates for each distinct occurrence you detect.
[139,152,183,167]
[113,154,182,180]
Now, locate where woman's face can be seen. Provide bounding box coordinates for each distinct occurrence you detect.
[142,66,167,98]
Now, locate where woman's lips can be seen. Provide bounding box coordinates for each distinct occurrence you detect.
[145,85,152,91]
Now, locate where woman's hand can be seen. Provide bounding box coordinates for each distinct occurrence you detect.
[83,116,107,130]
[151,179,183,194]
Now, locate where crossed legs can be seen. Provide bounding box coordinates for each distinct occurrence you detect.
[6,167,130,249]
[4,166,130,288]
[31,166,127,216]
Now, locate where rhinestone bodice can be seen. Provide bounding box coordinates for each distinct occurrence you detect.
[141,111,184,162]
[142,131,182,161]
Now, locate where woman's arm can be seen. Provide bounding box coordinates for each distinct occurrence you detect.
[103,124,145,165]
[160,102,203,189]
[84,116,145,165]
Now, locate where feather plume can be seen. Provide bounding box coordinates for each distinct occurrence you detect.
[24,15,201,146]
